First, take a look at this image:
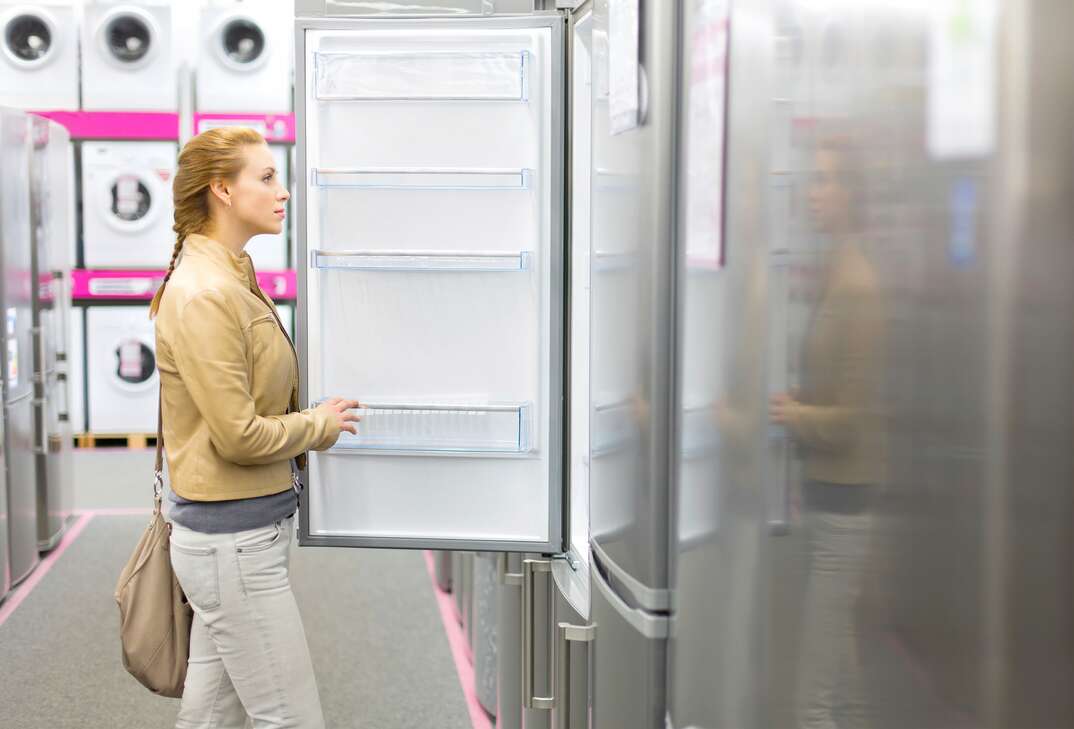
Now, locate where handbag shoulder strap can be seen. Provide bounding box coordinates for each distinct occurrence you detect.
[153,385,164,510]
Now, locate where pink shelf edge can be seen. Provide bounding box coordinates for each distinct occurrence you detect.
[30,111,295,143]
[71,269,296,301]
[31,111,180,141]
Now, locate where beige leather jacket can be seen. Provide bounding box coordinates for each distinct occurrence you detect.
[154,234,338,501]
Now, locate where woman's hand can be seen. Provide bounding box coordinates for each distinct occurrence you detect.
[769,392,799,425]
[318,397,362,436]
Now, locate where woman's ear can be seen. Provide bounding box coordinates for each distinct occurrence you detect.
[209,178,232,208]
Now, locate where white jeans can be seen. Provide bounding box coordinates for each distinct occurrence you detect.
[169,516,325,729]
[795,500,872,729]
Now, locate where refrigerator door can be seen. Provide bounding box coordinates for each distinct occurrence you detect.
[30,117,73,551]
[587,1,678,727]
[296,14,566,552]
[587,0,675,612]
[666,1,770,728]
[591,561,668,729]
[1,109,38,586]
[553,2,594,622]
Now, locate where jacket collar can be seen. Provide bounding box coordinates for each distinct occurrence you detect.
[182,234,257,289]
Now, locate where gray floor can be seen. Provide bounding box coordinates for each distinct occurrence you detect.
[1,450,473,729]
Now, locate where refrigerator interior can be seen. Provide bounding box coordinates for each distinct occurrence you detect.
[298,16,565,551]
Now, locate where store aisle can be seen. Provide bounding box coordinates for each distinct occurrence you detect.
[0,455,473,729]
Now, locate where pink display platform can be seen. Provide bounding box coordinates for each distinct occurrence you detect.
[72,269,297,301]
[30,111,179,140]
[193,113,296,143]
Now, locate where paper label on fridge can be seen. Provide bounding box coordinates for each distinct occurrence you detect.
[609,0,641,135]
[6,308,16,388]
[927,0,998,159]
[683,0,730,268]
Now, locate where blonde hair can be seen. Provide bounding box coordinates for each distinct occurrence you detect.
[149,126,266,317]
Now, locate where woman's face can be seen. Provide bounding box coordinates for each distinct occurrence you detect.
[228,143,289,237]
[808,149,851,235]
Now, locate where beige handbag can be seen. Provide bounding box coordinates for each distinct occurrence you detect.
[114,393,193,698]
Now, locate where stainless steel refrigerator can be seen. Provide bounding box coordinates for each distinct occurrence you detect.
[667,1,1074,728]
[29,114,75,552]
[294,1,675,727]
[0,108,39,589]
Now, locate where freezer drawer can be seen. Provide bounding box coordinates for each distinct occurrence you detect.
[297,15,565,553]
[591,562,668,729]
[6,393,38,586]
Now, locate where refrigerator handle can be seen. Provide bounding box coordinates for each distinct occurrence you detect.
[498,552,524,587]
[556,622,596,729]
[522,558,555,710]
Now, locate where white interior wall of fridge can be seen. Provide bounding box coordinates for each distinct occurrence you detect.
[301,22,559,544]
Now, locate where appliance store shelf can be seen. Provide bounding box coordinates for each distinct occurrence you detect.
[315,50,530,102]
[311,250,530,273]
[322,402,533,455]
[71,269,296,301]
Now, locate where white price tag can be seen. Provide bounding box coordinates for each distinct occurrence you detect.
[928,0,998,159]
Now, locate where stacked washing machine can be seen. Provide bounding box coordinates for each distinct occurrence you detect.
[77,2,176,435]
[0,1,80,111]
[0,1,296,443]
[195,0,293,274]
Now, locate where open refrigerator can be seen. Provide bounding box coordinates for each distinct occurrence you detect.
[294,2,675,727]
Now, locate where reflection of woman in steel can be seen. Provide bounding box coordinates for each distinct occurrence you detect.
[770,136,884,729]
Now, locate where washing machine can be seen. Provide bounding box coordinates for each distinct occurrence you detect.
[67,307,85,434]
[196,1,291,113]
[246,144,289,271]
[87,305,157,434]
[0,1,79,110]
[81,2,176,111]
[81,141,177,269]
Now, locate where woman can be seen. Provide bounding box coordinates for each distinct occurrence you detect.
[770,135,885,729]
[151,127,360,729]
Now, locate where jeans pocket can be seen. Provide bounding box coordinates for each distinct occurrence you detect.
[170,542,221,611]
[236,520,290,596]
[235,521,283,555]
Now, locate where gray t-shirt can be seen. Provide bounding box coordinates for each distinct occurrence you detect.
[168,486,298,534]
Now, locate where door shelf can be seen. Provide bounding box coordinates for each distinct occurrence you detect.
[314,50,530,102]
[319,401,533,455]
[313,168,532,191]
[312,250,531,272]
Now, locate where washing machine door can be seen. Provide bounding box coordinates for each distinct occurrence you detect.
[2,6,60,69]
[99,169,164,235]
[213,14,268,71]
[97,6,158,69]
[111,335,156,393]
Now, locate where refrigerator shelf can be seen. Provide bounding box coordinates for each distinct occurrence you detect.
[312,250,531,272]
[314,50,530,102]
[320,401,533,455]
[313,167,532,190]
